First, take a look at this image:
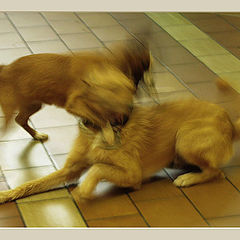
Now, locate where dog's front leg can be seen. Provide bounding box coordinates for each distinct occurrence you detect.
[72,159,142,201]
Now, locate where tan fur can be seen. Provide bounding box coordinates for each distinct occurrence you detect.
[0,42,152,144]
[1,97,240,203]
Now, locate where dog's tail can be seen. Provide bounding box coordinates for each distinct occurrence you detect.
[216,78,240,139]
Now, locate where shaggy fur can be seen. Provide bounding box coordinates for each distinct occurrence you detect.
[0,41,152,143]
[0,79,240,203]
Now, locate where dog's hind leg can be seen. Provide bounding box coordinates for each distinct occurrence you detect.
[173,120,232,187]
[15,103,48,141]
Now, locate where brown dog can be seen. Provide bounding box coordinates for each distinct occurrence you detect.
[0,41,153,144]
[0,79,239,203]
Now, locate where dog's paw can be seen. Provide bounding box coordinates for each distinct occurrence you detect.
[71,187,93,203]
[173,173,199,187]
[34,132,49,141]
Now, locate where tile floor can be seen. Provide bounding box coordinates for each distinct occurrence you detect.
[0,11,240,228]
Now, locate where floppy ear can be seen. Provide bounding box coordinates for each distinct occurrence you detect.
[142,53,160,103]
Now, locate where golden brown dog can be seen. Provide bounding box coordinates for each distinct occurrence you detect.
[0,79,239,203]
[0,41,153,144]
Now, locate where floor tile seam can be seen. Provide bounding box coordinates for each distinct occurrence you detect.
[146,13,240,94]
[73,12,117,50]
[39,12,75,53]
[0,215,25,221]
[2,164,56,173]
[10,24,49,29]
[0,171,27,227]
[0,47,28,51]
[126,193,151,227]
[193,14,240,63]
[64,187,89,227]
[16,194,74,204]
[163,169,210,226]
[143,14,209,98]
[179,14,240,82]
[4,13,34,54]
[85,212,146,222]
[206,213,240,221]
[18,194,87,227]
[109,13,201,100]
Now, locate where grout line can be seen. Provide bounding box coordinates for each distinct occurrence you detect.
[163,169,211,226]
[4,13,33,54]
[65,187,89,227]
[38,12,74,53]
[126,194,150,227]
[85,212,146,223]
[2,164,54,173]
[73,12,110,49]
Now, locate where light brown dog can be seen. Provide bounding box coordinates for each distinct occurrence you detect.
[0,80,239,203]
[0,41,153,144]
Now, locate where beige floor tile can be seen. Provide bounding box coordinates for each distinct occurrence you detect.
[218,72,240,93]
[30,105,77,128]
[40,125,79,155]
[0,47,30,64]
[188,81,239,103]
[208,215,240,227]
[223,167,240,191]
[51,154,68,169]
[147,12,191,27]
[153,72,186,92]
[0,19,15,33]
[60,32,102,49]
[3,165,56,189]
[180,39,229,57]
[0,181,8,190]
[0,12,5,19]
[0,32,25,49]
[92,26,133,42]
[136,196,208,227]
[151,58,167,73]
[28,40,69,54]
[169,62,218,83]
[0,139,52,170]
[75,193,138,220]
[0,202,20,218]
[18,197,86,227]
[77,12,119,28]
[130,177,183,202]
[42,12,79,21]
[18,26,58,42]
[165,24,209,41]
[182,178,240,219]
[110,12,146,20]
[0,216,24,227]
[199,54,240,74]
[17,188,70,203]
[7,12,47,27]
[50,20,89,34]
[0,117,33,141]
[87,214,148,227]
[156,90,196,103]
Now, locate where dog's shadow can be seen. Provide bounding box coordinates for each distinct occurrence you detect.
[18,140,44,180]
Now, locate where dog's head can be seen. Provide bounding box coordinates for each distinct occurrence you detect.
[109,40,157,100]
[78,62,135,130]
